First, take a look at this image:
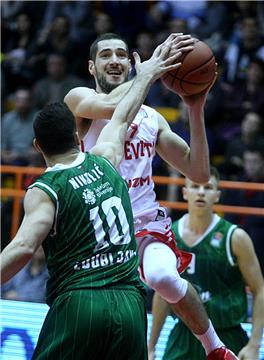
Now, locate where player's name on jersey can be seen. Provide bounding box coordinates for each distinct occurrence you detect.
[74,250,137,270]
[69,163,104,189]
[124,140,154,160]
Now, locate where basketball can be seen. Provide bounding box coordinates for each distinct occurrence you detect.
[161,40,216,96]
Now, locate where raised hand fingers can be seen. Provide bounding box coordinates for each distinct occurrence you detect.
[133,51,142,73]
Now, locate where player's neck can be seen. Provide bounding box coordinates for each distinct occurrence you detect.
[45,149,80,167]
[186,211,214,235]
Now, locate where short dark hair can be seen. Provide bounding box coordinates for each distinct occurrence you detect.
[33,102,77,156]
[89,32,128,62]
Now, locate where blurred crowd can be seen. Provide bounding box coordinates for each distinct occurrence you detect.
[1,1,264,302]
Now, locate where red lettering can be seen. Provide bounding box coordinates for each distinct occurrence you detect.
[127,176,151,188]
[131,143,140,159]
[124,141,132,160]
[124,141,154,160]
[144,143,153,157]
[129,123,138,139]
[132,178,140,188]
[140,176,150,186]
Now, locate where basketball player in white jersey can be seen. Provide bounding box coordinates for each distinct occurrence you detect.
[65,33,239,360]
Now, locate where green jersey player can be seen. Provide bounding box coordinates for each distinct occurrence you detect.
[0,35,183,360]
[149,167,264,360]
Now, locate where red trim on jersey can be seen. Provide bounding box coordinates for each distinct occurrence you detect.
[135,229,192,280]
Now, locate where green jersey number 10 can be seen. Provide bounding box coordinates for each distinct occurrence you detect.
[89,196,132,251]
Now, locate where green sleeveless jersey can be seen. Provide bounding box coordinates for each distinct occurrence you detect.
[28,152,143,305]
[172,214,247,329]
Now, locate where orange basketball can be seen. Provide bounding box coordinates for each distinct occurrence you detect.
[161,40,216,96]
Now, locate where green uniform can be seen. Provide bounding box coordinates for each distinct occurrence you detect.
[29,152,147,360]
[163,214,248,360]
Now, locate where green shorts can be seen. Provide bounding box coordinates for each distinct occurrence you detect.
[163,321,249,360]
[32,287,147,360]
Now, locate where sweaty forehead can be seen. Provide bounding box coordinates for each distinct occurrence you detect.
[97,39,128,54]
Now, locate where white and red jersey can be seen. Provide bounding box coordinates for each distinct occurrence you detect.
[82,104,161,226]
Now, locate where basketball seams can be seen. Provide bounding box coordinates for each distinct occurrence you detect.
[163,55,215,82]
[161,40,216,96]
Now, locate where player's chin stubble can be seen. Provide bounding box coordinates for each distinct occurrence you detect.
[96,73,129,94]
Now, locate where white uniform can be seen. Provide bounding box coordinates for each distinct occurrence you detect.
[83,104,191,302]
[83,105,162,228]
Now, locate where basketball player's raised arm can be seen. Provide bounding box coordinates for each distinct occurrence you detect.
[64,81,133,121]
[64,34,195,122]
[1,188,55,283]
[156,78,216,184]
[91,37,184,167]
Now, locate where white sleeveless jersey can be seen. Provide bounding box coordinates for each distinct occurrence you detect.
[82,105,160,224]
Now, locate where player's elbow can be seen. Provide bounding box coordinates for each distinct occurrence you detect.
[64,92,74,112]
[64,88,81,114]
[17,240,36,258]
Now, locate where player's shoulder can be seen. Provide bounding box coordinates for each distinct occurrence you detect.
[139,104,165,127]
[141,104,161,117]
[65,87,96,99]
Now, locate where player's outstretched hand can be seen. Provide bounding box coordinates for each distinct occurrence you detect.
[134,35,194,84]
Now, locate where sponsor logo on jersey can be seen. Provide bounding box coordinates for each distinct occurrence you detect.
[82,182,114,205]
[82,189,96,205]
[94,181,113,197]
[127,176,150,188]
[210,231,223,248]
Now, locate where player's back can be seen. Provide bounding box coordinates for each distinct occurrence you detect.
[29,152,142,305]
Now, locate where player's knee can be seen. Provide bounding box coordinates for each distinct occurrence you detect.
[144,268,171,291]
[145,270,188,303]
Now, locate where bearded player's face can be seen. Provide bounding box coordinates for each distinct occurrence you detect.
[91,39,131,94]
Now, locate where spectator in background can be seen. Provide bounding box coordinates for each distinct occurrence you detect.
[100,0,148,46]
[1,1,25,22]
[1,88,37,166]
[223,58,264,123]
[27,15,82,81]
[2,13,35,92]
[222,17,264,85]
[222,112,264,179]
[233,1,263,24]
[223,140,264,276]
[163,0,207,34]
[145,1,171,34]
[33,53,85,109]
[1,246,48,303]
[133,31,156,62]
[39,1,93,42]
[145,18,189,107]
[171,101,217,156]
[91,12,114,40]
[167,17,189,38]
